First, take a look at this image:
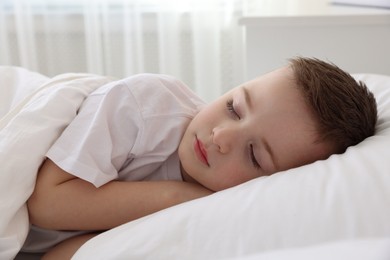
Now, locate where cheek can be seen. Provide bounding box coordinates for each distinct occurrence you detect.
[197,100,225,122]
[212,162,256,190]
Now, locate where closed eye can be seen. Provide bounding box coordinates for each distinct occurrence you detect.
[226,99,240,120]
[250,144,261,170]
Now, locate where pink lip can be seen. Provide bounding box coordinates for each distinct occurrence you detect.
[194,136,209,166]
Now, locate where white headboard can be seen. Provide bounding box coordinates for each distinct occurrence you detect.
[240,4,390,79]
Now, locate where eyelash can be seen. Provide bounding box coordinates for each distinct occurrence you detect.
[250,144,261,169]
[226,99,240,119]
[226,99,261,170]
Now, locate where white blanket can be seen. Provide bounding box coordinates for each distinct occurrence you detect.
[0,67,113,260]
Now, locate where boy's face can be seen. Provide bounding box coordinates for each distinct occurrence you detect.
[178,66,333,192]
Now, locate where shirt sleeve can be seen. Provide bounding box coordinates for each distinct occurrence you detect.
[46,80,143,187]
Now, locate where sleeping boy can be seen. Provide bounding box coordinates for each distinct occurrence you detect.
[24,57,377,259]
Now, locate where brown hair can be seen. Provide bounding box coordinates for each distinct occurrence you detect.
[289,57,377,154]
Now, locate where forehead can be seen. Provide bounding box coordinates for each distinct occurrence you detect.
[246,66,295,93]
[244,67,304,114]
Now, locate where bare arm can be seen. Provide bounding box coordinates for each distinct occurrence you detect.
[42,233,98,260]
[28,159,213,231]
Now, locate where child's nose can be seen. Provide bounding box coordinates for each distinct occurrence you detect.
[212,126,235,154]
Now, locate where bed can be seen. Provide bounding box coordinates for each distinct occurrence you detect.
[1,66,389,259]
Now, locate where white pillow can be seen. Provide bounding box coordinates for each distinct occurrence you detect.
[73,74,390,260]
[234,237,390,260]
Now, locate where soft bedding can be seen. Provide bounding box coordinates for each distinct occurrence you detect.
[0,67,113,260]
[73,74,390,259]
[231,237,390,260]
[1,68,389,259]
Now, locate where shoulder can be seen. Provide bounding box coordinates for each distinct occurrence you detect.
[120,73,205,116]
[120,73,191,96]
[122,73,182,85]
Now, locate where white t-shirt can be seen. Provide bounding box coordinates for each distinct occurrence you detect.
[49,73,205,186]
[22,73,205,252]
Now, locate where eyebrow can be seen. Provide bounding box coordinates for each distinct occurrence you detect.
[242,87,278,170]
